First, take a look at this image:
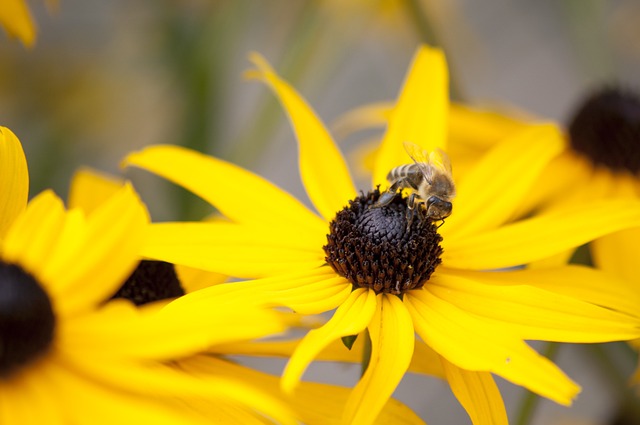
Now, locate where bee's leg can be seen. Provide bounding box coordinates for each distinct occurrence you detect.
[405,193,418,230]
[372,180,405,208]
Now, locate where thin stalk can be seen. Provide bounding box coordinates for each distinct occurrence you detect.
[402,0,463,101]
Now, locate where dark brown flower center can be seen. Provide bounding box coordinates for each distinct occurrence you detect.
[0,261,55,378]
[111,260,185,306]
[568,86,640,174]
[323,189,443,295]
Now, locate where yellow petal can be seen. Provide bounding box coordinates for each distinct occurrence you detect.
[0,0,36,47]
[288,370,426,425]
[124,144,327,232]
[440,357,508,425]
[268,276,352,314]
[175,264,227,293]
[281,288,377,392]
[62,354,297,425]
[164,267,337,314]
[246,53,356,221]
[449,265,640,320]
[448,103,530,150]
[60,297,287,360]
[0,363,66,425]
[373,45,449,187]
[143,222,325,278]
[510,149,594,217]
[430,270,640,342]
[2,190,65,272]
[344,294,415,425]
[43,184,148,316]
[215,336,446,379]
[443,199,640,270]
[332,101,393,139]
[41,361,211,425]
[404,289,580,405]
[181,355,427,425]
[443,124,564,239]
[0,127,29,239]
[67,168,124,214]
[591,227,640,285]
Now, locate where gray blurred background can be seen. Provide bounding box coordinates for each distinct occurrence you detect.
[2,1,639,424]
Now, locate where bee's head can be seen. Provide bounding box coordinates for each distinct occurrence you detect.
[426,196,452,220]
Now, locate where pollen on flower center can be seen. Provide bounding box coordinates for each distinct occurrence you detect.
[323,188,443,295]
[568,87,640,174]
[0,261,56,377]
[111,260,185,306]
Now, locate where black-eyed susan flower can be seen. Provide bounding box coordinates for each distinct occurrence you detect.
[124,46,640,425]
[0,132,299,424]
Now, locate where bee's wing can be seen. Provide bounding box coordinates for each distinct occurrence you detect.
[429,148,453,174]
[403,141,437,183]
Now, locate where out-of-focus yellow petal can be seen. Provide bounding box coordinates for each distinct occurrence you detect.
[2,191,65,272]
[373,45,449,187]
[246,53,356,221]
[0,127,29,239]
[344,294,415,425]
[143,222,325,278]
[0,363,65,425]
[61,354,297,425]
[441,357,508,425]
[511,149,594,217]
[431,271,640,341]
[60,297,287,360]
[124,145,326,232]
[405,289,580,405]
[68,168,124,214]
[448,103,530,150]
[0,0,36,47]
[41,361,211,425]
[591,227,640,285]
[281,288,377,393]
[449,266,640,319]
[443,124,564,239]
[42,184,148,316]
[443,199,640,270]
[332,102,393,139]
[174,264,227,293]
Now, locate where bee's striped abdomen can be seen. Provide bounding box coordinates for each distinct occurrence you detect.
[386,163,417,182]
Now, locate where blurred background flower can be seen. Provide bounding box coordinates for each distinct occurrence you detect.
[2,1,640,424]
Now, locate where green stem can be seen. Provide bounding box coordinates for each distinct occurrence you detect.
[588,343,640,423]
[226,1,323,167]
[515,342,560,425]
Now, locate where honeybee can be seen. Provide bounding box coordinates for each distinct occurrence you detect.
[374,142,456,223]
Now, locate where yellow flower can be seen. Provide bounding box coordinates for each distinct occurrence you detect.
[0,130,296,424]
[124,46,640,425]
[340,84,640,385]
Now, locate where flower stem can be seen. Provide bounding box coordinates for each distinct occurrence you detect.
[515,342,560,425]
